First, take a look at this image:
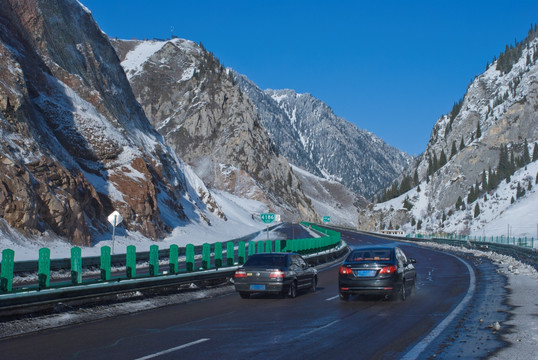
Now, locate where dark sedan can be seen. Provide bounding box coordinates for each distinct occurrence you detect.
[234,253,318,299]
[338,245,416,301]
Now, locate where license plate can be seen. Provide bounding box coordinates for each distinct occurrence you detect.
[356,270,376,277]
[250,284,266,290]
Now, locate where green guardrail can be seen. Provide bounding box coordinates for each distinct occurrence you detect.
[406,233,536,249]
[0,225,343,295]
[279,222,341,255]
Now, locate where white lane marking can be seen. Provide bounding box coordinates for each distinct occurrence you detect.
[400,254,476,360]
[134,338,210,360]
[325,295,340,301]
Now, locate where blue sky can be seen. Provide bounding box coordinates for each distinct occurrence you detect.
[81,0,538,155]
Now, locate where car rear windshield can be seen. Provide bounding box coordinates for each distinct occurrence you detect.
[244,255,287,267]
[347,249,392,262]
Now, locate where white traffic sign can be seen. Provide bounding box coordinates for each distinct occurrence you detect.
[108,211,123,226]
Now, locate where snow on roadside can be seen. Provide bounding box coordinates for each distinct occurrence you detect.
[417,241,538,358]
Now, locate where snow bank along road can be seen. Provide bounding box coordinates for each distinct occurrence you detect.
[0,227,534,359]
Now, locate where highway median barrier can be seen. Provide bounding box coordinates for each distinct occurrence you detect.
[101,246,111,281]
[226,241,235,266]
[169,245,178,275]
[214,242,223,268]
[0,224,347,311]
[71,247,82,285]
[126,245,136,279]
[1,249,14,292]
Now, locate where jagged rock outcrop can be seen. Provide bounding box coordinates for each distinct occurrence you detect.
[113,39,318,221]
[0,0,216,244]
[234,74,413,198]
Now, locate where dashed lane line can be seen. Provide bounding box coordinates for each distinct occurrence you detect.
[134,338,210,360]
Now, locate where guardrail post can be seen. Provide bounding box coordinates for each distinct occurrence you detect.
[149,245,159,276]
[238,241,245,264]
[265,240,273,253]
[275,240,281,252]
[71,246,82,285]
[248,241,255,256]
[186,244,195,272]
[38,247,50,289]
[169,244,178,274]
[257,241,264,253]
[126,245,136,279]
[202,243,210,270]
[100,246,111,281]
[226,242,234,266]
[1,249,14,292]
[215,242,223,268]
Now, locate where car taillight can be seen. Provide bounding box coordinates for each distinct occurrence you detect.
[269,270,285,278]
[339,266,353,275]
[379,265,397,274]
[234,269,247,278]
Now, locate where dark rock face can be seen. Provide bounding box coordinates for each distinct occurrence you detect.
[0,0,207,244]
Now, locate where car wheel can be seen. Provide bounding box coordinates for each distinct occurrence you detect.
[288,281,297,298]
[410,278,416,296]
[311,276,317,293]
[400,281,407,301]
[239,292,250,299]
[339,292,350,301]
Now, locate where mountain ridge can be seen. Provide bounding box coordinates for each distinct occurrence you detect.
[234,73,413,198]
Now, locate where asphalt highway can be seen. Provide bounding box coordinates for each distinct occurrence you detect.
[0,227,478,359]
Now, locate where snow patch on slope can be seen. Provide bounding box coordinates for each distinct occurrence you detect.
[121,40,166,79]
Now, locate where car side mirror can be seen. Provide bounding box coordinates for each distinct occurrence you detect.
[407,258,416,264]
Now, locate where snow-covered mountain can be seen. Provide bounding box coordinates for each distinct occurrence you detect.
[290,165,368,227]
[234,74,413,198]
[361,27,538,238]
[111,38,318,222]
[0,0,224,245]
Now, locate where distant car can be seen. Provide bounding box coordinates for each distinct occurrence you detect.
[338,245,416,301]
[234,253,318,299]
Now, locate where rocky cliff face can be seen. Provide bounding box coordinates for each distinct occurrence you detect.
[112,39,318,221]
[360,31,538,234]
[234,74,413,198]
[0,0,216,245]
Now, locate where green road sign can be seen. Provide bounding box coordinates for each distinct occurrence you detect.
[260,213,276,224]
[323,216,331,223]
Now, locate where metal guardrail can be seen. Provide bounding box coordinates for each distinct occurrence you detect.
[407,233,536,249]
[361,230,538,271]
[0,240,348,318]
[316,225,538,271]
[7,225,279,274]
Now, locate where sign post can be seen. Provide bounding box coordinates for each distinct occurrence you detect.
[108,210,123,254]
[260,213,276,241]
